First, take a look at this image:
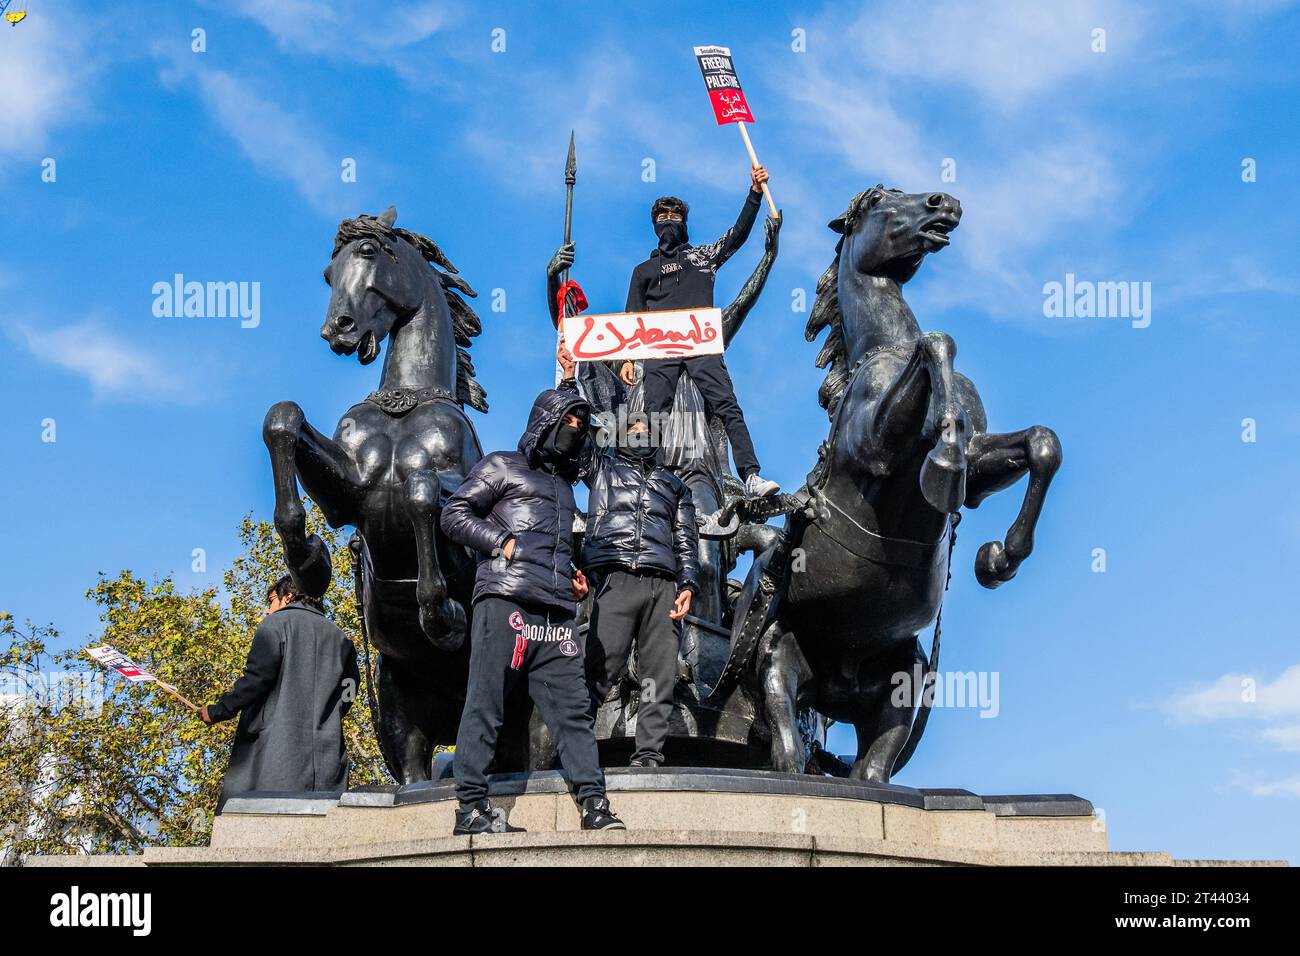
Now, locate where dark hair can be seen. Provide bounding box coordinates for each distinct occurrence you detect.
[650,196,689,223]
[266,574,296,604]
[265,574,323,612]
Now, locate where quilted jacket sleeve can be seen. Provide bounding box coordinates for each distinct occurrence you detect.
[672,480,700,594]
[440,453,514,557]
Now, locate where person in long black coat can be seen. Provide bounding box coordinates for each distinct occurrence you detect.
[202,576,360,806]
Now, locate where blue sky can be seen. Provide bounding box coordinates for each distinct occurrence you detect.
[2,1,1298,862]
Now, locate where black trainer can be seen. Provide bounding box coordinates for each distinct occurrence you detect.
[453,799,521,835]
[629,757,661,768]
[580,796,626,830]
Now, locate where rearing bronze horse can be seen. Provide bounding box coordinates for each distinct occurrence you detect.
[716,186,1062,782]
[263,206,487,783]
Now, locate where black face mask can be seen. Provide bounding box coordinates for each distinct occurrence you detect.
[542,420,584,463]
[654,220,687,253]
[620,430,658,463]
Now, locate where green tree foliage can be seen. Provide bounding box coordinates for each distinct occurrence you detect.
[0,505,386,860]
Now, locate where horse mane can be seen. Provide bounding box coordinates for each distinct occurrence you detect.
[332,213,488,413]
[805,186,891,421]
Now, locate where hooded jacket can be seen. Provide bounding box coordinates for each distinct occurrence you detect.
[625,189,761,314]
[440,382,592,615]
[581,446,700,593]
[210,603,359,803]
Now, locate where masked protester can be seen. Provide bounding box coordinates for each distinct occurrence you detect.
[577,398,699,768]
[201,576,360,809]
[623,165,780,498]
[440,381,625,834]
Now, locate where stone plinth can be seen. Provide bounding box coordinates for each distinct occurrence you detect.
[22,768,1286,867]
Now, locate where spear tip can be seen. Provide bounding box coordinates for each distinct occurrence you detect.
[565,130,577,184]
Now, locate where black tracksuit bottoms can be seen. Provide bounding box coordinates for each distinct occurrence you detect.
[585,569,680,765]
[453,597,606,807]
[642,352,760,478]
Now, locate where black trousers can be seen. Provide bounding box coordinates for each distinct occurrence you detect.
[585,569,680,765]
[642,353,760,478]
[453,597,606,806]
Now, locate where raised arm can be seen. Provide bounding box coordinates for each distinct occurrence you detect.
[721,212,781,346]
[547,242,575,327]
[703,168,767,269]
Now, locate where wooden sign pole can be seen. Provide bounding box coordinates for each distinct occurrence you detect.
[736,121,777,217]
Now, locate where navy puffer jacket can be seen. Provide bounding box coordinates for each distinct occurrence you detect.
[440,384,591,615]
[581,449,699,593]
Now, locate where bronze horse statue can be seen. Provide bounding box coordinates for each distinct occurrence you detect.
[713,186,1062,782]
[263,206,488,783]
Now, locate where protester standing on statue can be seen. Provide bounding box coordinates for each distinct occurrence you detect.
[440,381,625,834]
[201,575,360,808]
[622,164,780,497]
[558,345,699,768]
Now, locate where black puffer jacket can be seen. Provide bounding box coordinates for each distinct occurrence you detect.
[441,384,591,615]
[581,448,700,593]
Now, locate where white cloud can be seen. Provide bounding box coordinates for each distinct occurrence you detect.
[462,48,742,198]
[156,55,349,215]
[860,0,1148,111]
[221,0,452,61]
[1262,725,1300,754]
[0,8,99,158]
[760,1,1149,321]
[194,70,341,210]
[1165,666,1300,800]
[11,318,186,402]
[1245,775,1300,798]
[1164,665,1300,725]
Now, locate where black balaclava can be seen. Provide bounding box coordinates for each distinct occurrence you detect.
[620,424,659,464]
[651,198,689,254]
[540,413,586,468]
[654,220,688,254]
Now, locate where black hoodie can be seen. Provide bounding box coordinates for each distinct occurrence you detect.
[625,190,761,314]
[441,382,591,615]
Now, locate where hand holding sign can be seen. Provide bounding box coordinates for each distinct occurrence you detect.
[84,645,200,713]
[695,44,777,217]
[557,339,576,380]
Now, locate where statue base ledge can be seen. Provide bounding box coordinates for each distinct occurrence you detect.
[22,769,1286,867]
